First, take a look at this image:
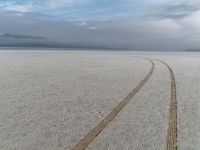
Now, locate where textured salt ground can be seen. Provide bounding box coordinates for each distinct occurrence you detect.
[135,52,200,150]
[87,61,170,150]
[1,51,200,150]
[155,54,200,150]
[0,51,150,150]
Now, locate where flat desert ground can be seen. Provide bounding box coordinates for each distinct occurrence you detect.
[0,50,200,150]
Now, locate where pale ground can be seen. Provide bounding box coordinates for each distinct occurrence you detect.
[0,50,200,150]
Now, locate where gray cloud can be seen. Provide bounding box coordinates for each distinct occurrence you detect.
[147,1,200,19]
[1,0,200,51]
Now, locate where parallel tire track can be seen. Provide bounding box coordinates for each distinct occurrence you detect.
[71,59,155,150]
[159,60,177,150]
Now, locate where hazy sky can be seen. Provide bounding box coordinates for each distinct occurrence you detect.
[0,0,200,50]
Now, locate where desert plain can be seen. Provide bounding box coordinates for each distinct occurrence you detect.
[0,50,200,150]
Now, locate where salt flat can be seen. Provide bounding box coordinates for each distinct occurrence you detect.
[0,50,200,150]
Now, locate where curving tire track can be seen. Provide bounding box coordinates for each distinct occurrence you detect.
[70,59,155,150]
[159,60,177,150]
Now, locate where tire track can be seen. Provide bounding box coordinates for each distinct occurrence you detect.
[159,60,177,150]
[70,59,155,150]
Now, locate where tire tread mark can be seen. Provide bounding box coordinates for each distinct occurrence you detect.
[71,59,155,150]
[159,60,177,150]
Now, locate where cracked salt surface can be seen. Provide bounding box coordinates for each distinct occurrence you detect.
[0,50,200,150]
[0,50,149,150]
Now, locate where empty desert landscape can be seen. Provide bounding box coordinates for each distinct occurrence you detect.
[1,0,200,149]
[0,50,200,150]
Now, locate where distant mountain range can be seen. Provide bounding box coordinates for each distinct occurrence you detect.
[183,49,200,52]
[1,33,200,51]
[0,32,118,50]
[0,33,47,40]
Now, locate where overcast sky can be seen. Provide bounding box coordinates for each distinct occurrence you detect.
[0,0,200,50]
